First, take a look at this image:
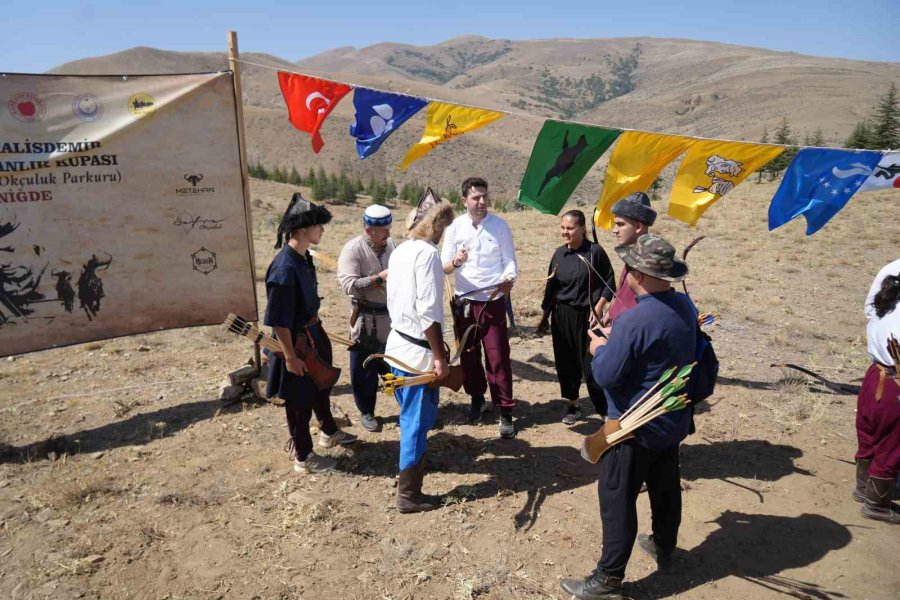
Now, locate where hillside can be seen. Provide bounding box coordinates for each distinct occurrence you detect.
[49,37,900,203]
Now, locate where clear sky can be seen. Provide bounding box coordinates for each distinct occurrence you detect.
[4,0,898,73]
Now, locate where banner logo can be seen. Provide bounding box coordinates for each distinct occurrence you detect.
[175,173,215,196]
[8,92,46,123]
[72,94,103,122]
[191,247,217,275]
[128,93,156,119]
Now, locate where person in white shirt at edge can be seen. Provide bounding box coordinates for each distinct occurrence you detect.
[852,258,900,525]
[441,177,518,439]
[383,196,455,513]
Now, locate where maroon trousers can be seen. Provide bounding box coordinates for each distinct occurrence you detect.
[855,363,900,479]
[455,296,516,410]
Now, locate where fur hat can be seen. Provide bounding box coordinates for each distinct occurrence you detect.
[407,192,455,241]
[611,191,657,226]
[274,192,332,249]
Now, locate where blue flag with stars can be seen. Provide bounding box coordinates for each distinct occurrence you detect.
[349,88,427,159]
[768,148,884,235]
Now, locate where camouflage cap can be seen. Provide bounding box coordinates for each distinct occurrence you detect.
[615,234,688,283]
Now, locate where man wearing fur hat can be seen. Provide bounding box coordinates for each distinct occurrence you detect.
[599,191,657,327]
[337,205,396,432]
[561,235,696,599]
[441,177,519,438]
[383,192,456,513]
[265,193,357,475]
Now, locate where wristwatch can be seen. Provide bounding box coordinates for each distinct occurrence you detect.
[374,275,385,286]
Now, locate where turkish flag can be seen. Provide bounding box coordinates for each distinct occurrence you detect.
[278,72,352,153]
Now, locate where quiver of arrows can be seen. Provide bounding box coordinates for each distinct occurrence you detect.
[581,363,695,464]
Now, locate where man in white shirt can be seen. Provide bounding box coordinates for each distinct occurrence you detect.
[441,177,518,438]
[384,195,455,513]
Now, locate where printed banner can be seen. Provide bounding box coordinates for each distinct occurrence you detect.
[398,102,504,171]
[768,148,883,235]
[0,72,256,356]
[517,121,621,215]
[859,151,900,192]
[278,72,352,153]
[595,131,695,229]
[669,141,784,226]
[349,88,427,159]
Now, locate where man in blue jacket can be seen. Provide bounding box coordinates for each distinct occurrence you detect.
[561,234,697,600]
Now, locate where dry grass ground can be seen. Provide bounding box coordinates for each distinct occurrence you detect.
[0,177,898,599]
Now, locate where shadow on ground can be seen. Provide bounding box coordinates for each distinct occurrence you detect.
[631,510,852,599]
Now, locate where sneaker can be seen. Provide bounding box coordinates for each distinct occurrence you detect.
[294,452,337,474]
[562,404,582,425]
[499,414,516,439]
[318,428,358,448]
[637,533,673,570]
[359,413,380,433]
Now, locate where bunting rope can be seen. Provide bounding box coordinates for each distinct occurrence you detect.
[233,57,846,152]
[236,55,898,235]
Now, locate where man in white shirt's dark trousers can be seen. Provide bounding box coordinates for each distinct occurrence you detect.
[442,177,519,438]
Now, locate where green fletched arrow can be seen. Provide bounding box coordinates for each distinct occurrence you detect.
[676,362,696,380]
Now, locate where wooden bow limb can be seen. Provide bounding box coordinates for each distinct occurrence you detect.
[770,363,860,395]
[449,324,479,365]
[322,330,355,347]
[309,248,338,270]
[575,253,613,328]
[364,353,430,376]
[681,236,705,297]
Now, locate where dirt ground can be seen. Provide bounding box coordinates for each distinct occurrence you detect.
[1,178,898,600]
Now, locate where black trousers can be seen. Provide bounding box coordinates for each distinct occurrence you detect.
[597,441,681,578]
[551,302,606,415]
[349,349,388,415]
[283,329,337,461]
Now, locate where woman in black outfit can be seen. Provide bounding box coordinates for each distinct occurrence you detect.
[540,210,616,424]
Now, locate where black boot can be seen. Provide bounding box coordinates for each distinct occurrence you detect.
[863,476,900,524]
[559,570,623,599]
[468,394,485,424]
[637,533,674,570]
[854,458,871,503]
[397,460,440,514]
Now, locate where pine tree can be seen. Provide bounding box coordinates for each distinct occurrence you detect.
[272,165,286,183]
[316,166,328,190]
[764,117,798,180]
[288,166,302,186]
[648,176,663,201]
[757,129,769,183]
[306,167,316,186]
[845,120,874,149]
[338,179,357,204]
[366,175,378,195]
[371,181,387,204]
[871,82,899,150]
[352,176,364,194]
[385,179,398,201]
[808,128,826,147]
[257,162,270,180]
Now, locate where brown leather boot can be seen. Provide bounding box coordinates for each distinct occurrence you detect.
[862,476,900,524]
[396,461,440,514]
[853,458,871,503]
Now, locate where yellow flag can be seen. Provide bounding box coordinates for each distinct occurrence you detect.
[398,102,504,171]
[595,131,695,229]
[669,141,784,225]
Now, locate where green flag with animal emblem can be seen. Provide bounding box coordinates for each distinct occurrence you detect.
[517,121,621,215]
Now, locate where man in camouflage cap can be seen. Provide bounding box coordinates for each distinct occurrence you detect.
[562,234,696,599]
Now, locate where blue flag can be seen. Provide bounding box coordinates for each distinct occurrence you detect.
[768,148,884,235]
[349,88,427,159]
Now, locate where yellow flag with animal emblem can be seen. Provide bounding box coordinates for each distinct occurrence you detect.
[669,140,785,225]
[398,102,504,171]
[595,131,695,229]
